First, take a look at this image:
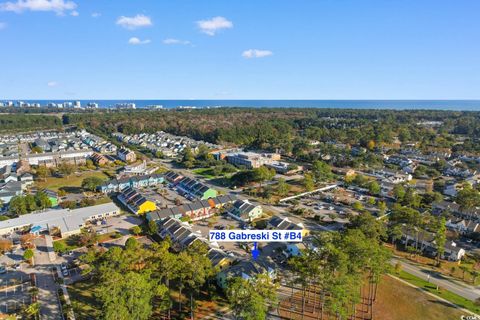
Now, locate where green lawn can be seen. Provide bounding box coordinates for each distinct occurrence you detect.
[192,168,217,179]
[36,170,109,192]
[395,270,480,314]
[68,280,101,320]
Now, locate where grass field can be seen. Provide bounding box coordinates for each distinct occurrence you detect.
[36,170,109,192]
[395,270,480,314]
[374,275,466,320]
[193,167,217,179]
[69,281,101,320]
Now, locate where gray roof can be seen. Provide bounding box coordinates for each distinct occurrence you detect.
[0,202,119,235]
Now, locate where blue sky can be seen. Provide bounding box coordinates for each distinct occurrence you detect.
[0,0,479,99]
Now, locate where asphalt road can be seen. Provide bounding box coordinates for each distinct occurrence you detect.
[34,237,63,320]
[392,257,480,301]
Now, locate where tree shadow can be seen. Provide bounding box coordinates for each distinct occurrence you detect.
[60,186,83,194]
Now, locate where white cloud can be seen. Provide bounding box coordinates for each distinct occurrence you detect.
[116,14,152,30]
[69,9,78,16]
[47,81,58,87]
[163,38,191,45]
[0,22,6,29]
[242,49,273,59]
[197,16,232,36]
[0,0,77,15]
[91,12,100,18]
[128,37,151,45]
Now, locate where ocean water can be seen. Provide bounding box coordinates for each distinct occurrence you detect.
[11,100,480,111]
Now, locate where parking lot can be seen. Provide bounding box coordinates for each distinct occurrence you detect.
[191,214,248,256]
[138,185,194,209]
[0,265,35,314]
[90,214,143,236]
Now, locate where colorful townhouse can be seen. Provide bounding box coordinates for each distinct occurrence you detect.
[164,171,184,184]
[117,148,136,163]
[117,187,156,214]
[267,216,309,237]
[175,176,217,200]
[146,195,237,223]
[227,200,263,223]
[155,217,232,269]
[99,174,164,193]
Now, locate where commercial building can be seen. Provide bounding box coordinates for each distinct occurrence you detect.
[225,152,281,169]
[0,202,120,237]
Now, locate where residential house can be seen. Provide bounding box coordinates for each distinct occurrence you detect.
[227,200,263,222]
[175,177,217,200]
[164,171,183,184]
[156,217,233,269]
[117,148,136,163]
[267,216,309,237]
[0,181,22,205]
[147,195,237,223]
[117,187,156,214]
[99,174,164,193]
[19,173,34,187]
[433,201,480,220]
[121,160,156,176]
[15,160,31,175]
[400,226,466,261]
[91,153,110,166]
[446,218,480,235]
[216,260,276,289]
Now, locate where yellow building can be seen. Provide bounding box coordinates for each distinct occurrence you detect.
[118,187,157,215]
[136,199,157,215]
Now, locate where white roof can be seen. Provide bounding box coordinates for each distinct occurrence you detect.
[0,202,119,235]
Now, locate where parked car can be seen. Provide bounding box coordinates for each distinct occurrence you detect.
[60,263,68,271]
[62,269,69,277]
[0,265,6,274]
